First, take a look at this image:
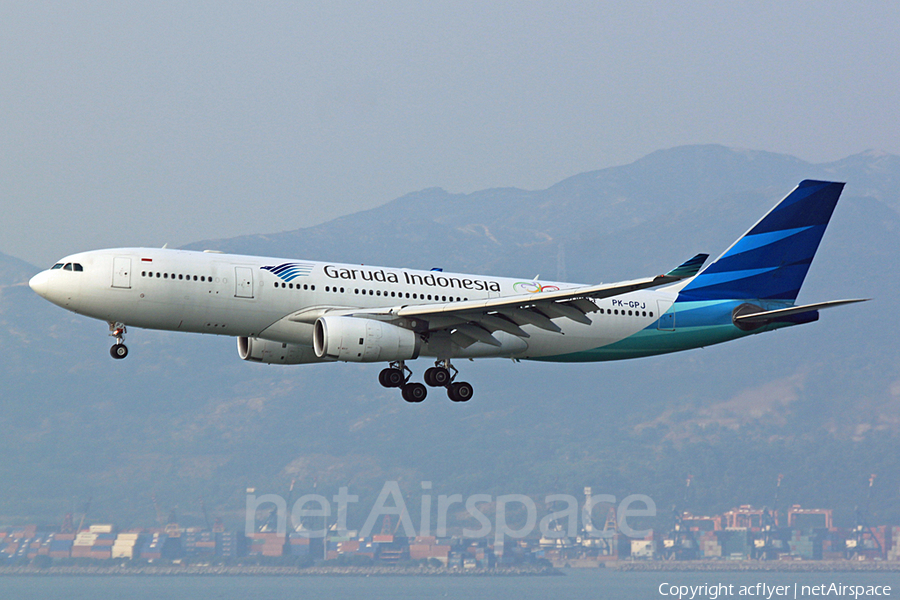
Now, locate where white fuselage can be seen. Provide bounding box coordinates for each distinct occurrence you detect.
[29,247,680,362]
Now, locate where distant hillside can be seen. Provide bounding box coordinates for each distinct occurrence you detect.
[2,145,899,531]
[0,251,37,286]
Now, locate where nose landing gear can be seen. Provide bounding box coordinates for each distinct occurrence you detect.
[109,322,128,359]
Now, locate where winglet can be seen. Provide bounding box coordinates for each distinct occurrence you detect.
[664,253,709,279]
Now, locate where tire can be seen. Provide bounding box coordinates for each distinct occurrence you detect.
[402,382,427,403]
[448,382,473,402]
[385,368,404,388]
[110,344,128,359]
[423,367,436,387]
[431,367,451,386]
[378,368,392,388]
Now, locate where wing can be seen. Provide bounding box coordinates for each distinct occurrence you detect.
[325,253,708,348]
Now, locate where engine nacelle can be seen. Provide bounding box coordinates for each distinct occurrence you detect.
[313,316,420,363]
[237,336,323,365]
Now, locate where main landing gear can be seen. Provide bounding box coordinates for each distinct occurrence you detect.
[378,360,473,403]
[109,322,128,359]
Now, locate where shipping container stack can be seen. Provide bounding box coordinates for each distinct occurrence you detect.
[217,531,241,558]
[697,531,721,559]
[89,525,117,560]
[71,531,98,559]
[246,533,285,557]
[787,529,823,560]
[182,530,217,557]
[111,533,146,559]
[408,536,451,565]
[630,539,655,560]
[139,533,180,560]
[47,532,75,558]
[465,543,494,569]
[371,534,408,564]
[720,528,750,560]
[887,527,900,561]
[2,530,55,562]
[287,532,312,558]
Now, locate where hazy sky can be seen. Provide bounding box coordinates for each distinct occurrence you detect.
[3,2,899,266]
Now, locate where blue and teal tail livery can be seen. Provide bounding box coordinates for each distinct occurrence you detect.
[678,180,844,303]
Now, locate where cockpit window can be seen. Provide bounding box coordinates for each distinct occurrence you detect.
[73,263,83,272]
[51,263,64,269]
[63,263,73,271]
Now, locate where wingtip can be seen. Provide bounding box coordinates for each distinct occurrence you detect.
[664,253,710,279]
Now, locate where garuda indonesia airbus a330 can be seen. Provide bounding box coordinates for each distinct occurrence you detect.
[30,180,865,403]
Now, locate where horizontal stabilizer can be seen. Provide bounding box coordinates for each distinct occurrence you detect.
[734,298,869,324]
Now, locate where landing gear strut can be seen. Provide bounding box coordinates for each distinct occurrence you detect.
[427,360,473,402]
[108,322,128,359]
[378,361,427,403]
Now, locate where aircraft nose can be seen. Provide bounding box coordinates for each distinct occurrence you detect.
[29,271,51,298]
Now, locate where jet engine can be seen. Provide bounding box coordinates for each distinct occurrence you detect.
[237,336,323,365]
[313,316,420,362]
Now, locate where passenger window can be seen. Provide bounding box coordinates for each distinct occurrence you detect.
[340,287,344,293]
[164,273,168,278]
[141,271,146,277]
[178,274,183,280]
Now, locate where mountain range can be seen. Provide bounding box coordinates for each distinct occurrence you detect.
[2,145,898,531]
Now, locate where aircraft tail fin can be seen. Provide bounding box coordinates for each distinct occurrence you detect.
[678,180,845,303]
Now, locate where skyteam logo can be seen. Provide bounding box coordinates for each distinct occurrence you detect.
[261,262,314,282]
[513,281,560,294]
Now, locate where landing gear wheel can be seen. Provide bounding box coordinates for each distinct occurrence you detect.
[424,366,451,387]
[110,343,128,359]
[401,382,427,403]
[448,381,473,402]
[379,367,404,388]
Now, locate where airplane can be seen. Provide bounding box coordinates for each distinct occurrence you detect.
[29,179,867,403]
